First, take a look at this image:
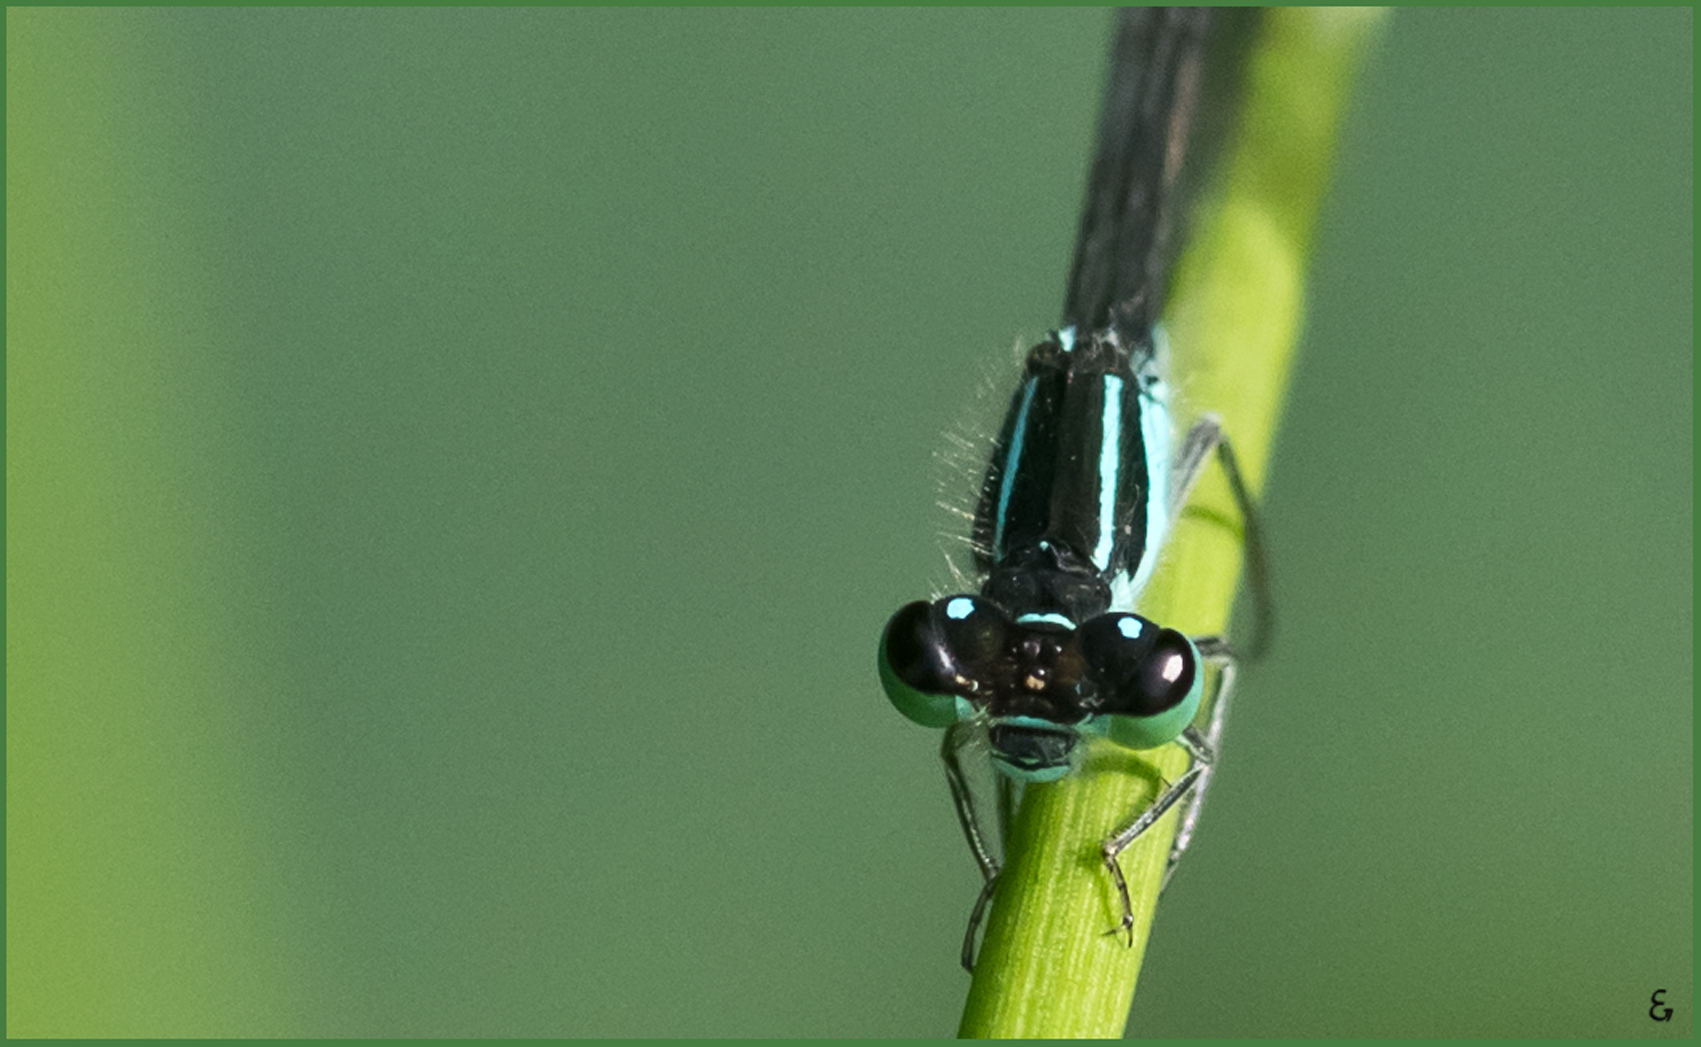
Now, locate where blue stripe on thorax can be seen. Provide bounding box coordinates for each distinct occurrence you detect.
[991,376,1039,559]
[1092,373,1125,571]
[1112,369,1172,612]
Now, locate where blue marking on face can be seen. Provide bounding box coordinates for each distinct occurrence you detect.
[1092,373,1124,571]
[993,759,1073,784]
[946,596,976,620]
[1118,616,1144,639]
[1057,326,1076,354]
[995,714,1064,731]
[1015,612,1076,629]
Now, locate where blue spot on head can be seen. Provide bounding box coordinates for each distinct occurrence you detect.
[1118,617,1144,640]
[1016,612,1077,630]
[946,597,975,620]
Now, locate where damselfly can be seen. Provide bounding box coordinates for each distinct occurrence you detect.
[877,7,1270,970]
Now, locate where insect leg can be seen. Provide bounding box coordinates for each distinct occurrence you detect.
[1164,635,1234,887]
[1099,725,1215,943]
[942,720,1001,970]
[1169,414,1273,658]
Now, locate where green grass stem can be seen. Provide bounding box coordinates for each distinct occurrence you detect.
[957,9,1388,1038]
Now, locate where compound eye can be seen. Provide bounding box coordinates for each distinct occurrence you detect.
[930,594,1005,671]
[1077,613,1202,749]
[876,596,1005,728]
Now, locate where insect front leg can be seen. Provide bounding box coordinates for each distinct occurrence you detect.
[1098,635,1234,940]
[1165,635,1234,885]
[941,719,1001,970]
[1098,725,1213,943]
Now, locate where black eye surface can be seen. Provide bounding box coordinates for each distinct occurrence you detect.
[881,601,949,694]
[881,595,1006,697]
[1077,612,1197,717]
[930,595,1006,678]
[879,595,1013,728]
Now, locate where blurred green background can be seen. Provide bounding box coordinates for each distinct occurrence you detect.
[7,7,1690,1037]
